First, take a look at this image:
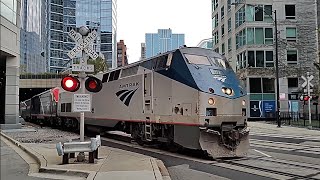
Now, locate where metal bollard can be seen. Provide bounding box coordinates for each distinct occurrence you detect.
[89,152,94,163]
[94,148,98,159]
[62,153,69,164]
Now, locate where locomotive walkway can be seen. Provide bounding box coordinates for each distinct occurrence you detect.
[0,131,170,180]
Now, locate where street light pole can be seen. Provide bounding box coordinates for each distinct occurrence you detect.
[274,10,281,127]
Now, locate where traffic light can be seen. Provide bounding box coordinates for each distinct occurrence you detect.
[61,75,80,92]
[85,76,102,93]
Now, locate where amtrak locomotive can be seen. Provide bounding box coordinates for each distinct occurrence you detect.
[21,47,249,157]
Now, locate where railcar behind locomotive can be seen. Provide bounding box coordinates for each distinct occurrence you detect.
[21,47,249,157]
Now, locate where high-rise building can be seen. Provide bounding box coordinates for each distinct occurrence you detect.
[20,0,48,73]
[48,0,117,73]
[145,29,185,58]
[1,0,21,129]
[140,43,146,60]
[212,0,319,119]
[117,40,128,67]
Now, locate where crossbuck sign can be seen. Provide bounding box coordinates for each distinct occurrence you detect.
[67,29,99,60]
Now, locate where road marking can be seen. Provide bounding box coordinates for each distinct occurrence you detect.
[253,149,272,158]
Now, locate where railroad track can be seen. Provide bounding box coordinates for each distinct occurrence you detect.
[24,122,320,180]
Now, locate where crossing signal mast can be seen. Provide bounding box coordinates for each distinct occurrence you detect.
[61,26,103,161]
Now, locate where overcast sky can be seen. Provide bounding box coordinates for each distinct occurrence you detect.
[117,0,212,64]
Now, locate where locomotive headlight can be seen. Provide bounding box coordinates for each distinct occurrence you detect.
[225,88,232,95]
[221,87,233,96]
[242,100,246,106]
[208,98,215,105]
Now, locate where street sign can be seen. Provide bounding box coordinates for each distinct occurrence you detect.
[72,64,94,72]
[301,75,314,88]
[73,94,91,112]
[67,30,98,59]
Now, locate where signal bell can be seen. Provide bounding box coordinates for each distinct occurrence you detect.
[61,75,80,92]
[85,76,102,93]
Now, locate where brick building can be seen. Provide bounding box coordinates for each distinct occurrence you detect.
[117,40,128,67]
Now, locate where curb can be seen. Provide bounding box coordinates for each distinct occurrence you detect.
[0,132,92,179]
[156,160,171,180]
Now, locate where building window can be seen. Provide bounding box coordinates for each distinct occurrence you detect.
[255,6,263,21]
[227,0,232,11]
[212,14,219,29]
[214,47,219,53]
[265,28,273,44]
[1,0,17,24]
[247,28,254,44]
[285,5,295,19]
[286,27,297,41]
[212,0,218,11]
[265,51,274,67]
[264,5,273,22]
[250,78,262,93]
[246,5,272,22]
[236,29,246,49]
[288,78,298,88]
[235,6,245,28]
[255,28,264,44]
[222,43,225,55]
[249,78,275,93]
[228,18,231,33]
[221,6,225,20]
[287,50,297,64]
[228,38,232,52]
[213,31,219,45]
[248,50,273,68]
[236,51,247,71]
[221,24,225,37]
[256,51,264,67]
[262,78,275,93]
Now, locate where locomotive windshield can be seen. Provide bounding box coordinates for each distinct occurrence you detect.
[184,53,232,70]
[185,54,211,65]
[209,57,232,69]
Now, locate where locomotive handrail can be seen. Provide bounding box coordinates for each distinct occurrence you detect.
[56,135,101,164]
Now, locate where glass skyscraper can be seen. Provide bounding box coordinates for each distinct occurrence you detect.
[145,29,185,58]
[20,0,48,73]
[47,0,117,72]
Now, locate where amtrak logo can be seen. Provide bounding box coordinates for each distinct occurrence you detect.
[116,88,138,106]
[213,76,226,82]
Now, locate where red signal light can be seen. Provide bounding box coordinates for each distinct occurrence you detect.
[61,75,80,92]
[303,96,310,101]
[85,76,102,93]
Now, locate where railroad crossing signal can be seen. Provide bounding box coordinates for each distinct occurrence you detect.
[67,30,99,60]
[301,72,314,128]
[301,74,314,88]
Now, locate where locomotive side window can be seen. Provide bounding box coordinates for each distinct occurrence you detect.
[61,103,66,112]
[102,73,109,83]
[66,103,72,112]
[152,55,168,71]
[185,54,211,65]
[121,65,138,78]
[109,70,121,82]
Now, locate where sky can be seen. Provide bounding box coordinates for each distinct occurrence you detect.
[117,0,212,64]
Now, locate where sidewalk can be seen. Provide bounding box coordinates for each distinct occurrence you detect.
[0,132,170,180]
[248,121,320,141]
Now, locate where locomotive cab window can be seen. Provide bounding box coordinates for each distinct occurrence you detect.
[185,54,211,65]
[210,57,232,69]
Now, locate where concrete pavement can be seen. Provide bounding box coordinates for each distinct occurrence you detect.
[0,132,170,180]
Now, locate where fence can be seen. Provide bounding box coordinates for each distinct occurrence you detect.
[274,112,320,129]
